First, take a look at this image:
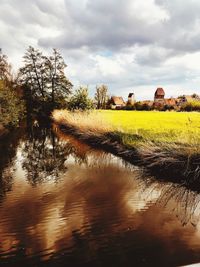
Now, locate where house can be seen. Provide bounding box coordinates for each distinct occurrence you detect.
[109,96,126,109]
[164,98,177,106]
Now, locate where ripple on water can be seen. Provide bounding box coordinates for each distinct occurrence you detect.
[1,127,200,267]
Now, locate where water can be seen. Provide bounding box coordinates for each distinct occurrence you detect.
[1,124,200,267]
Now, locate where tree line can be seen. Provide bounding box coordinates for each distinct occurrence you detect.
[0,46,111,128]
[2,46,198,129]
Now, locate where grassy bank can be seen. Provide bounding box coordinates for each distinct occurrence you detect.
[52,110,200,187]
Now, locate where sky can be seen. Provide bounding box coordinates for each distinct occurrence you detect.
[1,0,200,100]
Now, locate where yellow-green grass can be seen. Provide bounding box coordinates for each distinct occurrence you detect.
[52,109,200,154]
[53,109,200,182]
[98,110,200,147]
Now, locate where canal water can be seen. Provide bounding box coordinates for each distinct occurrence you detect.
[1,125,200,267]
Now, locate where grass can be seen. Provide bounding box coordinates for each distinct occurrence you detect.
[52,110,200,147]
[98,110,200,147]
[52,109,200,184]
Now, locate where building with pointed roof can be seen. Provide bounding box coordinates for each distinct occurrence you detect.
[109,96,126,109]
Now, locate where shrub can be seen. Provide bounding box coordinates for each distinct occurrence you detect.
[180,101,200,112]
[67,87,94,111]
[134,102,152,111]
[162,105,175,111]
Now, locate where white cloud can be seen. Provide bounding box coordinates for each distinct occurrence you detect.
[0,0,200,100]
[130,0,169,24]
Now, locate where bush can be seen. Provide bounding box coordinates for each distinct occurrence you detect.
[134,102,152,111]
[162,105,175,111]
[180,101,200,112]
[125,104,135,110]
[67,87,94,111]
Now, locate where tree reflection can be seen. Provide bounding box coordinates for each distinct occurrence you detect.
[0,129,22,200]
[21,124,93,185]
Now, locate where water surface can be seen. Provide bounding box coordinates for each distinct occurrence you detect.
[0,125,200,267]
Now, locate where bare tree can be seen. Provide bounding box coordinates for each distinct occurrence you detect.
[95,84,109,109]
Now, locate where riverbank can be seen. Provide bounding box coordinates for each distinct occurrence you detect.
[52,110,200,189]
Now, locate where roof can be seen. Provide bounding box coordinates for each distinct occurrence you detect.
[128,93,134,98]
[111,96,125,105]
[165,98,177,106]
[155,88,165,96]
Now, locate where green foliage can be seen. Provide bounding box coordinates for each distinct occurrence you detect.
[134,102,152,111]
[94,84,109,109]
[18,46,72,111]
[0,50,11,81]
[180,101,200,112]
[0,81,25,127]
[125,104,135,110]
[162,105,175,111]
[68,87,94,111]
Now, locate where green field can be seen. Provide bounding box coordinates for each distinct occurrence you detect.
[53,109,200,152]
[53,109,200,180]
[99,110,200,146]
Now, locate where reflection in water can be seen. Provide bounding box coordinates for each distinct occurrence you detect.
[0,129,23,200]
[0,125,200,266]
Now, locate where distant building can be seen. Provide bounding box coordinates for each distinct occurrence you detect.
[164,97,178,106]
[177,94,200,106]
[107,88,199,111]
[127,93,135,105]
[109,96,126,109]
[154,88,165,104]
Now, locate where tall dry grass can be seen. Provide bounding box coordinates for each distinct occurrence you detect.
[52,109,113,135]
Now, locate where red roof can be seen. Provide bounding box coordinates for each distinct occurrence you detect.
[155,88,165,96]
[111,96,125,105]
[165,98,177,106]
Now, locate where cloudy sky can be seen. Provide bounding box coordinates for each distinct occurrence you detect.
[1,0,200,100]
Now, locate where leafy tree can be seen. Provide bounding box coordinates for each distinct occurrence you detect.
[0,49,11,81]
[0,81,25,127]
[19,46,46,101]
[0,51,25,127]
[95,84,109,109]
[18,46,72,112]
[191,93,200,100]
[68,87,94,111]
[44,49,72,104]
